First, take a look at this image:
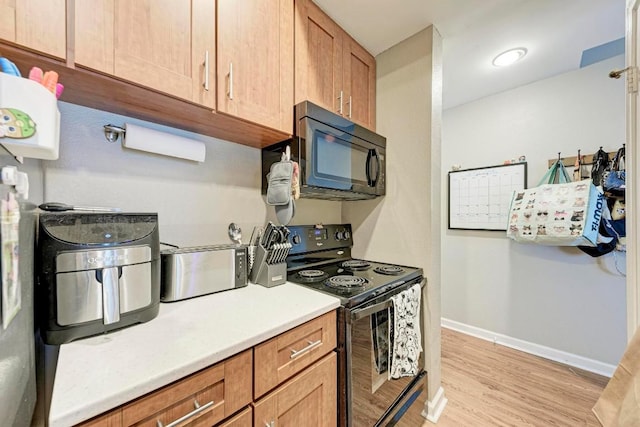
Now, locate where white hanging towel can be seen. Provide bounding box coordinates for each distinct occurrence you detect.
[388,283,423,379]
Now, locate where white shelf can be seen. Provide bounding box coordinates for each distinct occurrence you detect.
[0,73,60,160]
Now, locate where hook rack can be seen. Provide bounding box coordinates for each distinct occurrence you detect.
[548,149,618,168]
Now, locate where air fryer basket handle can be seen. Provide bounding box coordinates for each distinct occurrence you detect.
[101,267,121,325]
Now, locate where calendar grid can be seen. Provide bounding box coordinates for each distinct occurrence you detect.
[448,163,527,231]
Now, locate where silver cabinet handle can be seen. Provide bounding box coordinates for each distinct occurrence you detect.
[347,95,352,118]
[337,90,343,114]
[265,422,275,427]
[101,267,120,325]
[290,339,322,359]
[156,400,214,427]
[228,62,234,100]
[203,51,210,91]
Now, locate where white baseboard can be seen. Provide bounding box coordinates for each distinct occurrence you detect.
[441,318,616,378]
[423,386,448,423]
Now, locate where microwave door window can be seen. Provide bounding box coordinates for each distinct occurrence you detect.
[309,130,369,189]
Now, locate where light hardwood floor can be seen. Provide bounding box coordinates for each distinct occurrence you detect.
[430,327,609,427]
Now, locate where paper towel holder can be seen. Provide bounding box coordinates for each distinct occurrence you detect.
[103,124,126,143]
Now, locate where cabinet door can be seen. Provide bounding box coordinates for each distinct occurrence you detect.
[0,0,66,59]
[343,35,376,130]
[254,352,337,427]
[75,0,115,74]
[217,0,293,133]
[294,0,343,115]
[112,0,215,108]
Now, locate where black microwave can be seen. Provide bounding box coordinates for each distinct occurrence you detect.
[262,101,386,201]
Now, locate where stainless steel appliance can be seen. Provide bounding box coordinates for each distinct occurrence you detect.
[262,101,386,201]
[285,224,426,426]
[36,212,160,345]
[160,244,248,302]
[0,161,36,427]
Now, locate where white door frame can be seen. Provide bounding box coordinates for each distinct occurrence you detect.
[626,0,640,340]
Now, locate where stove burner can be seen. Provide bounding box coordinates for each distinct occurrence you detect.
[374,265,405,275]
[297,269,328,283]
[341,260,371,271]
[325,275,369,290]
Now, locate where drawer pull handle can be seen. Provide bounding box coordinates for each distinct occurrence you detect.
[290,339,322,359]
[265,422,275,427]
[156,399,214,427]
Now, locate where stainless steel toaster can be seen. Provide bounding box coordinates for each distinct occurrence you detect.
[160,244,248,302]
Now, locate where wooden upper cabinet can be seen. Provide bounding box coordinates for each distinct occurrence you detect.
[294,0,376,130]
[0,0,66,59]
[74,0,115,74]
[217,0,294,133]
[75,0,215,108]
[253,352,337,427]
[343,35,376,130]
[294,0,342,114]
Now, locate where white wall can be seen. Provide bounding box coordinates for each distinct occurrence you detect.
[343,26,445,416]
[442,55,627,368]
[42,102,340,246]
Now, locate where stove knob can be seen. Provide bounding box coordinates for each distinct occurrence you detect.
[292,234,301,244]
[335,230,344,240]
[344,230,351,240]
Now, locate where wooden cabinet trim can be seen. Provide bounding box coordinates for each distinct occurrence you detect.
[254,310,337,399]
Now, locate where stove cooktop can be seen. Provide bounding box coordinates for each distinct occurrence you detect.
[287,258,423,307]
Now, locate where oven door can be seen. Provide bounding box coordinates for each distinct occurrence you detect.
[346,279,426,427]
[303,116,384,196]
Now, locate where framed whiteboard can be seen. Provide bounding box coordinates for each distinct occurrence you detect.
[448,162,527,231]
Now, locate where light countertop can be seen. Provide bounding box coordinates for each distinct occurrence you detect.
[48,282,341,427]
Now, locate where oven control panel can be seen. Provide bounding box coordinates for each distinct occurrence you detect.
[287,224,353,255]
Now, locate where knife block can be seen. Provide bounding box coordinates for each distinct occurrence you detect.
[250,243,287,288]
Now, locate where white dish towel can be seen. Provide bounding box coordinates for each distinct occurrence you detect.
[388,283,423,379]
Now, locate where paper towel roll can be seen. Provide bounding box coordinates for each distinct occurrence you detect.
[123,123,206,162]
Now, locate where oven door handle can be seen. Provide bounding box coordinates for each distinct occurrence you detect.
[349,278,426,323]
[350,299,393,322]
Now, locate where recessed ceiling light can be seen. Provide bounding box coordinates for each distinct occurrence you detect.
[492,48,528,67]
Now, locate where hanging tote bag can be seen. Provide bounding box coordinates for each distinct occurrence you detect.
[506,160,605,246]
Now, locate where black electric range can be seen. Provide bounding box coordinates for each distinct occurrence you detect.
[285,224,423,308]
[285,224,426,426]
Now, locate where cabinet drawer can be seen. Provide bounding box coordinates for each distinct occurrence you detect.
[121,350,252,427]
[254,310,336,398]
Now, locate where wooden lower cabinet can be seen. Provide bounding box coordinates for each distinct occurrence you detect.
[75,350,252,427]
[253,352,337,427]
[75,311,337,427]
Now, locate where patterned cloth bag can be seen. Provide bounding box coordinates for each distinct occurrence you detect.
[506,161,605,246]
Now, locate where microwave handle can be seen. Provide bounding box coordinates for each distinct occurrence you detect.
[366,149,381,187]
